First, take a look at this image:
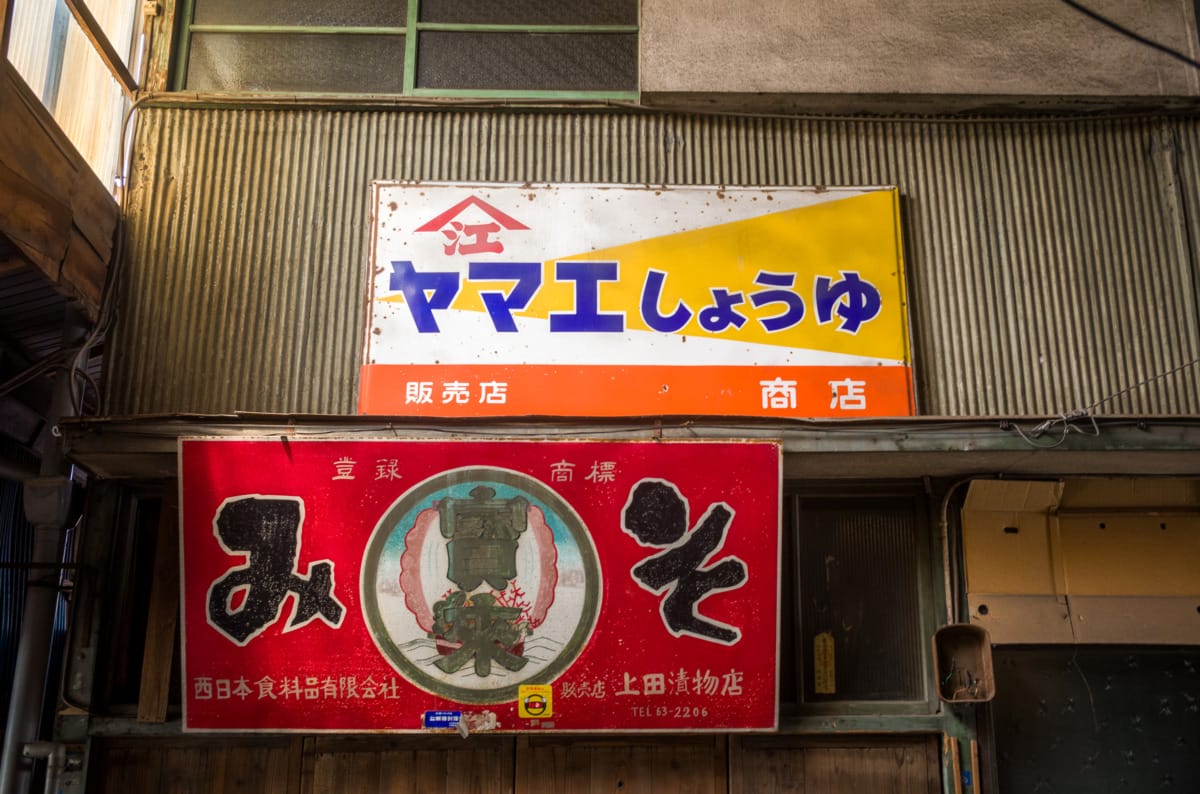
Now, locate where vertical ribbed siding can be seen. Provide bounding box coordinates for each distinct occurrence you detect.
[107,109,1200,417]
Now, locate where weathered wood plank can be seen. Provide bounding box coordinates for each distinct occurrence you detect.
[88,745,165,794]
[1,67,120,261]
[0,67,77,193]
[298,737,317,794]
[308,737,513,794]
[136,490,179,722]
[522,736,723,794]
[560,739,590,794]
[265,740,308,794]
[805,741,941,793]
[711,736,729,794]
[69,164,118,261]
[0,61,117,318]
[730,736,805,794]
[377,749,419,794]
[61,228,106,314]
[316,747,381,794]
[145,0,177,92]
[89,739,301,794]
[0,159,71,276]
[731,736,942,793]
[222,743,295,794]
[588,744,623,793]
[286,737,306,794]
[159,740,219,794]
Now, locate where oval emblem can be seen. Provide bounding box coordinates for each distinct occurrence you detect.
[361,467,601,703]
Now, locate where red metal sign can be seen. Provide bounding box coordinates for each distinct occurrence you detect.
[180,439,780,732]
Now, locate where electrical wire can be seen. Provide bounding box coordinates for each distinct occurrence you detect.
[1010,354,1200,448]
[63,93,148,417]
[3,105,141,414]
[1083,354,1200,415]
[0,347,85,398]
[1010,411,1100,449]
[1058,0,1200,71]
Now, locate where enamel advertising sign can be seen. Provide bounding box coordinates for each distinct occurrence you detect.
[360,183,914,418]
[180,438,780,732]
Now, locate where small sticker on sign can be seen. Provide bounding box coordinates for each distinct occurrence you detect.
[518,684,553,719]
[423,710,462,729]
[813,631,836,694]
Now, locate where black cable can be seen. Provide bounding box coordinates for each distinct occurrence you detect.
[1059,0,1200,70]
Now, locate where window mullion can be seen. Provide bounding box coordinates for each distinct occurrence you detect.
[416,23,638,34]
[173,0,197,90]
[403,0,419,95]
[64,0,138,96]
[187,24,407,35]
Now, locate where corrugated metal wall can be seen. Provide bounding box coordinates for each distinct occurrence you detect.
[107,109,1200,417]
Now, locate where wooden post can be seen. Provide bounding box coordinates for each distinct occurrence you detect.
[0,0,13,62]
[145,0,178,93]
[137,488,179,722]
[970,739,981,793]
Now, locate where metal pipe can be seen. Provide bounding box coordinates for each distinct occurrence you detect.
[0,531,63,794]
[938,478,976,625]
[0,308,86,794]
[19,744,63,794]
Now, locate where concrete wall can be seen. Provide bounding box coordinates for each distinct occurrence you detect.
[641,0,1200,112]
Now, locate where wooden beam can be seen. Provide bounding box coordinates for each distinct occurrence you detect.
[0,159,73,278]
[63,0,138,98]
[0,62,118,320]
[145,0,177,93]
[0,254,29,275]
[61,228,105,316]
[137,489,179,723]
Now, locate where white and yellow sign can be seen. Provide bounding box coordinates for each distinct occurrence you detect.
[361,183,914,417]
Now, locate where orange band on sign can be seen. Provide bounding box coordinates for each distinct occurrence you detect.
[359,364,914,418]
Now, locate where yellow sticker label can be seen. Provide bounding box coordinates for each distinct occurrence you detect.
[518,684,553,719]
[813,632,836,695]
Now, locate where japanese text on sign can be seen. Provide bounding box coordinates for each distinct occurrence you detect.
[361,184,915,418]
[181,439,781,732]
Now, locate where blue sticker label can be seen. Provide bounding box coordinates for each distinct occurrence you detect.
[423,710,462,729]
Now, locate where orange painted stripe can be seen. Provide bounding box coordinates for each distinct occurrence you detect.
[360,364,915,418]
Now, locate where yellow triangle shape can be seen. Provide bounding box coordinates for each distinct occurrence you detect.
[453,191,909,361]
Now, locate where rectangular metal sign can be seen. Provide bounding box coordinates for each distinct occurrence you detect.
[360,182,915,418]
[180,438,780,732]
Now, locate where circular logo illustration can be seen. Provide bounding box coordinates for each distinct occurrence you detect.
[361,467,601,703]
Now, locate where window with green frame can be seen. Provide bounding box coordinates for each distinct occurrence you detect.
[175,0,638,98]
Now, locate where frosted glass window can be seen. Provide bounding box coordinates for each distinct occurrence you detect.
[186,34,407,93]
[417,32,636,91]
[419,0,637,26]
[193,0,407,28]
[179,0,636,96]
[6,0,138,189]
